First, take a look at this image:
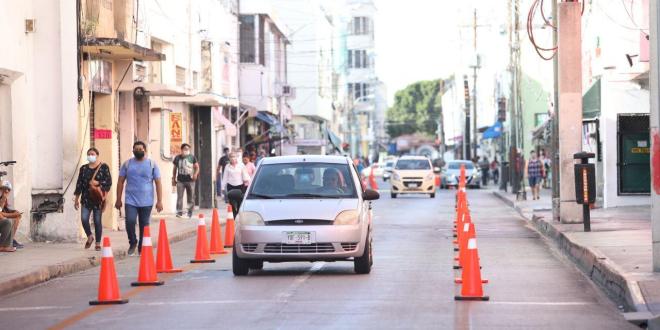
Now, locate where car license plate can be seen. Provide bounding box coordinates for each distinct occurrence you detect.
[406,182,419,188]
[284,232,313,245]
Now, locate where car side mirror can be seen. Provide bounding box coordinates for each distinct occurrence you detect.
[363,189,380,201]
[227,189,244,214]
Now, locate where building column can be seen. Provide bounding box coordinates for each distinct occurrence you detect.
[557,2,583,223]
[649,0,660,271]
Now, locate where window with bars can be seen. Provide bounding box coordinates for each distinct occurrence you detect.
[348,82,370,101]
[176,66,186,87]
[352,17,370,35]
[347,49,368,69]
[240,15,256,63]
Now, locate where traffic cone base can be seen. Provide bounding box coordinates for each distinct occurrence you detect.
[131,280,164,286]
[455,295,490,301]
[90,298,129,305]
[191,259,216,264]
[455,278,488,284]
[158,268,183,273]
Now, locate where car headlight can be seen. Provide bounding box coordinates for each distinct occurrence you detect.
[238,211,265,226]
[392,172,401,181]
[425,173,435,181]
[334,210,360,225]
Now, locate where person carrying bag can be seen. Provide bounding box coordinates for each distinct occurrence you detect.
[74,147,112,250]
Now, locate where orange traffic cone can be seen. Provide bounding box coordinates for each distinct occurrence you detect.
[453,210,469,246]
[131,226,164,286]
[459,164,466,188]
[455,238,489,301]
[210,208,228,254]
[156,219,183,273]
[369,167,379,190]
[224,205,235,248]
[191,214,216,263]
[90,237,129,305]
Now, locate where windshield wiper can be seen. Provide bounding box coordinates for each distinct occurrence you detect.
[283,193,341,199]
[248,193,275,199]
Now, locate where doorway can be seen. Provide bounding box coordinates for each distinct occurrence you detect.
[617,114,650,195]
[193,107,213,208]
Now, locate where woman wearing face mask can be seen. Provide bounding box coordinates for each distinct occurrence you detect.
[74,147,112,250]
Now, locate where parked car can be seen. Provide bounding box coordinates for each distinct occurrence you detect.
[389,156,436,198]
[441,160,481,189]
[229,155,380,275]
[382,159,396,181]
[361,163,384,177]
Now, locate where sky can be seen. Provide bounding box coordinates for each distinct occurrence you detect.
[374,0,508,106]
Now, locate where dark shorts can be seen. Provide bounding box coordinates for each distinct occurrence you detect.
[528,176,542,187]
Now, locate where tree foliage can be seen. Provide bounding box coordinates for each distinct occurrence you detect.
[386,80,441,138]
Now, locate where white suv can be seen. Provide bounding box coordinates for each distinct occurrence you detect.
[389,156,436,198]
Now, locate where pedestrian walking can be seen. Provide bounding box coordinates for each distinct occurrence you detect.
[115,141,163,256]
[242,153,256,186]
[172,143,199,218]
[217,147,230,202]
[222,152,249,195]
[490,157,500,185]
[479,157,490,186]
[526,150,543,200]
[74,147,112,250]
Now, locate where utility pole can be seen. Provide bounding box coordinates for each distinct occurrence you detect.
[551,0,560,222]
[471,9,481,159]
[557,1,583,223]
[649,0,660,271]
[510,0,522,194]
[463,76,472,160]
[437,79,446,157]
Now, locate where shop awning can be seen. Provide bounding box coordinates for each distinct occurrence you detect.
[82,38,165,61]
[481,121,503,140]
[583,78,601,120]
[213,107,237,136]
[326,128,343,153]
[255,111,286,134]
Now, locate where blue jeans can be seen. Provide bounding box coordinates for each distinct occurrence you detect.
[125,204,152,252]
[81,206,102,243]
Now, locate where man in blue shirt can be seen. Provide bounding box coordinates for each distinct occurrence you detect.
[115,141,163,256]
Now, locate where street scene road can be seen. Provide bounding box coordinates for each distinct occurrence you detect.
[0,185,635,329]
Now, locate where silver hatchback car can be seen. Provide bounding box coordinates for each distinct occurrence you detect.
[230,155,380,275]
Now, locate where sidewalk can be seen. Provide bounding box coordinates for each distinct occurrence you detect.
[0,208,228,297]
[489,184,660,325]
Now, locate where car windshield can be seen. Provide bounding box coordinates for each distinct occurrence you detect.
[395,159,431,170]
[448,162,474,170]
[247,162,358,199]
[385,161,394,167]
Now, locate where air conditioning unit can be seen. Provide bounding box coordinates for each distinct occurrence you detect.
[281,85,295,98]
[133,62,146,82]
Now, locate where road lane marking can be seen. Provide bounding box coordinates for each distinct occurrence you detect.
[48,250,228,330]
[0,306,73,312]
[276,262,325,303]
[488,301,593,306]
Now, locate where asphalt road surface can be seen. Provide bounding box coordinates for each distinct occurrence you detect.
[0,185,636,329]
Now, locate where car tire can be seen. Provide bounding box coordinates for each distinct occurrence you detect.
[430,193,435,198]
[354,233,372,274]
[249,260,264,270]
[232,245,250,276]
[391,192,397,199]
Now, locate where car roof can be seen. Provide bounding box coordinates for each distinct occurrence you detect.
[259,155,351,165]
[447,160,473,164]
[398,156,430,160]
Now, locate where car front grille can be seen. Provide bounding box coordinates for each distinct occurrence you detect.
[242,243,258,252]
[265,219,333,226]
[263,243,335,254]
[341,243,358,251]
[403,177,423,180]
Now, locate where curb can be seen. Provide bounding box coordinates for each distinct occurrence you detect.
[0,224,204,297]
[491,191,649,316]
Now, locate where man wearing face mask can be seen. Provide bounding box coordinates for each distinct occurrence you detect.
[172,143,199,218]
[115,141,163,256]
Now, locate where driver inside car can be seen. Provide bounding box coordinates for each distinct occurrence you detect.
[318,168,343,193]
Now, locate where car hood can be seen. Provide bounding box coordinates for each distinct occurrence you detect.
[240,198,360,221]
[394,169,432,177]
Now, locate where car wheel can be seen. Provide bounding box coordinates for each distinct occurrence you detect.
[232,245,250,276]
[430,193,435,198]
[391,192,397,199]
[354,233,372,274]
[249,260,264,270]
